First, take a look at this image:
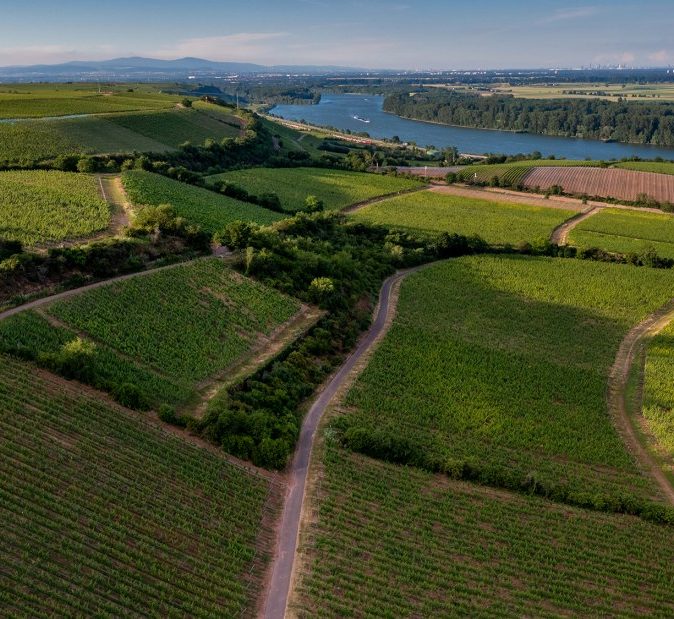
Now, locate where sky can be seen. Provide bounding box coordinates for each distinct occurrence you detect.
[1,0,673,70]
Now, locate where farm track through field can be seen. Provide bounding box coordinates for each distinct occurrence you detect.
[0,255,224,323]
[261,264,428,619]
[98,174,132,233]
[608,300,674,505]
[550,206,601,244]
[342,185,430,213]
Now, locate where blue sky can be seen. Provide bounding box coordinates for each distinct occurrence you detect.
[2,0,673,69]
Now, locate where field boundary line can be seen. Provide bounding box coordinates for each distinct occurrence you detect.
[342,185,430,214]
[550,206,602,244]
[608,299,674,505]
[261,263,431,619]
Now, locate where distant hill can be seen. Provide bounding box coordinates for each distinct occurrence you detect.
[0,56,363,81]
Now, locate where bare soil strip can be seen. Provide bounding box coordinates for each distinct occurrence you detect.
[261,265,426,619]
[342,185,430,214]
[99,174,133,233]
[608,300,674,505]
[550,206,601,244]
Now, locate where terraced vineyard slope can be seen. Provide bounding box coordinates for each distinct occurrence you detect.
[0,354,277,617]
[338,255,674,502]
[569,207,674,258]
[0,259,302,411]
[122,171,284,231]
[0,171,109,245]
[291,441,674,617]
[350,190,576,245]
[207,167,421,212]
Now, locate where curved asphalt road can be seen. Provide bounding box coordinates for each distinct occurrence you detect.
[262,267,420,619]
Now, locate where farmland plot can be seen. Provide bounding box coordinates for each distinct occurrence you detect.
[339,255,674,501]
[207,167,421,212]
[291,441,674,618]
[0,259,301,409]
[122,171,284,231]
[0,354,275,617]
[523,166,674,203]
[0,171,109,245]
[643,322,674,466]
[350,190,576,244]
[569,207,674,258]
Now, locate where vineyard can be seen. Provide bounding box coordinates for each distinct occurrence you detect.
[0,353,276,617]
[523,166,674,204]
[340,255,674,501]
[0,105,244,162]
[350,190,576,245]
[0,259,301,409]
[0,170,109,245]
[291,441,674,618]
[569,207,674,258]
[122,171,284,232]
[615,161,674,176]
[643,323,674,467]
[106,107,242,148]
[0,85,180,119]
[458,159,599,185]
[207,167,421,212]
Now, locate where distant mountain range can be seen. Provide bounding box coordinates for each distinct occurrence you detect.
[0,56,365,81]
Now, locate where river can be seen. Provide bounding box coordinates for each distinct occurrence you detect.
[270,94,674,161]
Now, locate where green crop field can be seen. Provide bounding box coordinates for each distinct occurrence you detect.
[0,85,179,119]
[0,353,275,616]
[0,171,109,245]
[0,259,301,409]
[569,208,674,258]
[292,441,674,618]
[107,107,241,148]
[207,167,421,212]
[350,190,576,244]
[122,171,284,232]
[0,105,243,162]
[643,323,674,463]
[339,255,674,501]
[615,161,674,175]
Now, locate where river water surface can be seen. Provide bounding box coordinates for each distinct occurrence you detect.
[271,94,674,161]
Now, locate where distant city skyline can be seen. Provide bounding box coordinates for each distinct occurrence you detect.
[2,0,673,70]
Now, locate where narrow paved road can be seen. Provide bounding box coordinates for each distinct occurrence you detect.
[608,299,674,505]
[262,267,419,619]
[550,206,601,245]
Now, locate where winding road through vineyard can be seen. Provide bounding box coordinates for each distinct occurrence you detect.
[262,266,425,619]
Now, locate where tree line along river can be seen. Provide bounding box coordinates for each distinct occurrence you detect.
[270,94,674,161]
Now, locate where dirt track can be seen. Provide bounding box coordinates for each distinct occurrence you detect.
[0,257,216,323]
[550,206,601,244]
[608,301,674,505]
[261,266,422,619]
[342,185,430,213]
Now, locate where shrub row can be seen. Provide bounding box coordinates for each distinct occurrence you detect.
[337,422,674,526]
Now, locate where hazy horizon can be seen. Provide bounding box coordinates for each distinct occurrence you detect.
[2,0,674,71]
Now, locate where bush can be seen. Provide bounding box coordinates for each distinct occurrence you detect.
[113,383,150,411]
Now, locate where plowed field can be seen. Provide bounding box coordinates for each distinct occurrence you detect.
[523,166,674,204]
